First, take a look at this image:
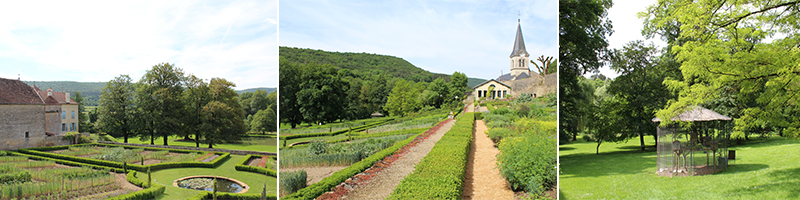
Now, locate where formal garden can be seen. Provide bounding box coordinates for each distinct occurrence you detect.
[2,143,277,200]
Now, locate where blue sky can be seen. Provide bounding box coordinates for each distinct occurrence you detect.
[0,0,278,89]
[279,0,558,81]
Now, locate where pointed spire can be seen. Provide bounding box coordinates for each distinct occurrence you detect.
[510,20,528,58]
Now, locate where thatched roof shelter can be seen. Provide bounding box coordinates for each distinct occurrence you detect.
[370,112,384,118]
[651,106,731,122]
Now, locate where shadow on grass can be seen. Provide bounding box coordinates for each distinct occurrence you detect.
[559,146,575,151]
[725,167,800,199]
[559,189,567,200]
[560,149,656,178]
[721,164,768,175]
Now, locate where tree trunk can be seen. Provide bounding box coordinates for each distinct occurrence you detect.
[150,132,155,145]
[573,133,577,141]
[195,133,201,147]
[208,143,213,149]
[596,142,601,154]
[639,133,645,152]
[163,135,168,146]
[124,133,128,143]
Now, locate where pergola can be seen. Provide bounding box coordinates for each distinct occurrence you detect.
[652,106,732,176]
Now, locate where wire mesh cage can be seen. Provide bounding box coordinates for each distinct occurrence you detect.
[654,106,731,177]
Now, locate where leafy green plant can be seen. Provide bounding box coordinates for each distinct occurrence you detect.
[280,170,307,196]
[497,133,556,195]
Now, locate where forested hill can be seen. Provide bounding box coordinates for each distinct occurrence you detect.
[280,46,485,87]
[22,80,273,106]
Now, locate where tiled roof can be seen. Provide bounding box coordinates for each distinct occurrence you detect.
[34,88,77,105]
[0,78,44,105]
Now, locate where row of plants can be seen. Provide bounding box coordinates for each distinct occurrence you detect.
[388,112,475,199]
[484,97,558,195]
[284,127,429,150]
[280,170,307,196]
[6,151,125,173]
[282,129,425,199]
[18,143,229,172]
[281,119,394,140]
[187,191,277,200]
[235,154,278,177]
[365,114,444,134]
[281,117,392,135]
[108,172,165,200]
[0,160,55,168]
[279,134,411,168]
[0,155,119,199]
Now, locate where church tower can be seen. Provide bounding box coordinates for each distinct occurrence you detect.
[509,19,530,77]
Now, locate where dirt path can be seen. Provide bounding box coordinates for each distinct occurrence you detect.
[341,119,457,199]
[463,120,514,200]
[282,166,348,185]
[466,102,475,112]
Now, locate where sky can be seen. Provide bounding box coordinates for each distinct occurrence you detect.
[0,0,278,89]
[279,0,558,81]
[587,0,667,79]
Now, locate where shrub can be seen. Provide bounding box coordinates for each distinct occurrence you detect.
[487,127,514,145]
[107,184,166,200]
[497,132,557,195]
[280,170,307,196]
[389,113,474,199]
[0,171,31,184]
[307,140,327,155]
[187,191,277,200]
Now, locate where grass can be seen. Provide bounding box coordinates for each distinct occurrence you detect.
[560,135,800,199]
[147,154,277,200]
[113,135,277,153]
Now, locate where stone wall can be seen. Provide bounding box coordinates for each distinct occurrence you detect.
[501,72,557,97]
[44,104,61,135]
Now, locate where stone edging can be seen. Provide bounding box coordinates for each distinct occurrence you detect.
[95,141,276,156]
[173,175,250,193]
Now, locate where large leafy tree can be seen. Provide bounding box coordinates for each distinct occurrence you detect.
[642,0,800,137]
[559,0,614,143]
[97,75,135,143]
[136,63,185,145]
[385,79,421,117]
[279,57,304,128]
[201,78,246,148]
[72,92,93,133]
[296,63,347,124]
[605,40,681,151]
[250,108,277,134]
[182,74,210,147]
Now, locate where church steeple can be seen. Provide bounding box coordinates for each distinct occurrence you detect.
[509,20,528,58]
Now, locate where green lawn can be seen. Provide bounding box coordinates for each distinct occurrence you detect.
[560,135,800,199]
[143,154,277,200]
[114,135,277,153]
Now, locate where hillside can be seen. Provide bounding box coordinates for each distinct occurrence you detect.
[22,80,273,106]
[280,47,486,87]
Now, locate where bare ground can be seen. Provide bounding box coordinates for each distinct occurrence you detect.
[340,119,456,199]
[463,120,514,200]
[282,166,349,185]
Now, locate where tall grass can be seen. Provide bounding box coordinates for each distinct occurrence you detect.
[280,135,411,167]
[280,170,307,196]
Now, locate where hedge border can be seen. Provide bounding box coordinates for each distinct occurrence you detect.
[235,154,278,177]
[281,119,448,200]
[388,112,475,199]
[17,143,229,172]
[187,191,278,200]
[7,151,125,173]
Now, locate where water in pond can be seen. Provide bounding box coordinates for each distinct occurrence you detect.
[177,177,244,193]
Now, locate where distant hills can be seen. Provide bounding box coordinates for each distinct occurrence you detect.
[280,47,486,87]
[23,80,275,106]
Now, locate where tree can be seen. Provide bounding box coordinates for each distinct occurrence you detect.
[251,108,277,134]
[280,57,304,128]
[201,78,246,148]
[72,91,93,133]
[182,74,210,147]
[559,0,614,143]
[296,63,346,124]
[449,71,468,95]
[97,75,135,143]
[642,0,800,137]
[385,79,419,117]
[137,63,185,146]
[531,55,555,76]
[428,77,449,108]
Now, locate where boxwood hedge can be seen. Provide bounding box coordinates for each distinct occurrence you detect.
[281,119,393,140]
[388,112,475,199]
[235,154,278,177]
[187,191,277,200]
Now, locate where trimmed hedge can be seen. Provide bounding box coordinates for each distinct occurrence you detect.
[235,154,277,177]
[281,119,393,140]
[388,112,475,199]
[107,184,165,200]
[126,171,147,188]
[7,151,125,173]
[187,191,278,200]
[17,143,229,172]
[282,128,426,200]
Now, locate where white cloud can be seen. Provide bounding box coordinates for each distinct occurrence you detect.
[0,0,278,89]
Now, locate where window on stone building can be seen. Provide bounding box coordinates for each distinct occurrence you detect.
[25,132,29,138]
[62,111,66,119]
[62,123,66,132]
[72,111,75,119]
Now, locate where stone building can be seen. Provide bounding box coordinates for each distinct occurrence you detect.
[0,77,69,150]
[34,87,79,133]
[490,19,557,98]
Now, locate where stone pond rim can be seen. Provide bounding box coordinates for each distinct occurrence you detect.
[173,175,250,193]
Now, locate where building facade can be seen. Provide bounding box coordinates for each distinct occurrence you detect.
[0,78,68,150]
[473,79,512,101]
[34,87,79,132]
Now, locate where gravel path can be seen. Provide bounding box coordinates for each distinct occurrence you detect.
[466,102,475,112]
[463,120,514,200]
[282,166,348,185]
[341,119,457,200]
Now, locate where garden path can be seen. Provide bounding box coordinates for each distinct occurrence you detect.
[466,102,475,112]
[462,120,514,199]
[341,119,456,199]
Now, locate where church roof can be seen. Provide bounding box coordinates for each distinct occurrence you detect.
[0,77,45,105]
[509,21,528,58]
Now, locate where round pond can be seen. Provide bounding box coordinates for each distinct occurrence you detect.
[173,176,249,193]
